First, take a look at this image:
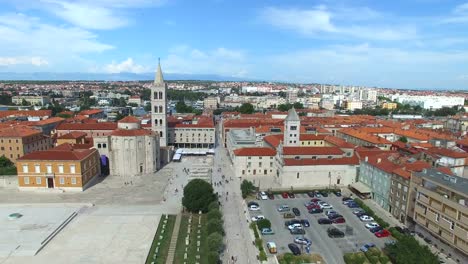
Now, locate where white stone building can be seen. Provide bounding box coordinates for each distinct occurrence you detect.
[151,61,168,147]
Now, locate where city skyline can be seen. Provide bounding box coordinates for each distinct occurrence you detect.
[0,0,468,89]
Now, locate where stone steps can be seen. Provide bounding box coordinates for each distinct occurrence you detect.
[165,214,182,264]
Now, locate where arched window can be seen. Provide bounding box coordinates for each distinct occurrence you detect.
[160,131,163,137]
[153,91,157,99]
[154,119,157,125]
[154,106,158,113]
[159,119,163,125]
[159,92,163,99]
[159,106,163,113]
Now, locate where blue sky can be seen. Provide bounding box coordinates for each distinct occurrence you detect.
[0,0,468,89]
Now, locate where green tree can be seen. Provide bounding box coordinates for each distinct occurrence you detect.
[208,201,220,211]
[238,103,255,114]
[175,101,191,113]
[0,156,13,167]
[207,232,223,252]
[206,218,224,235]
[21,98,30,106]
[398,136,408,143]
[207,209,222,222]
[0,93,12,105]
[256,219,271,230]
[240,179,256,198]
[207,251,220,263]
[144,103,151,112]
[182,179,217,213]
[386,235,438,264]
[141,89,151,101]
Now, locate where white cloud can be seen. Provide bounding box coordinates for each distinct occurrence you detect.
[104,58,149,73]
[0,12,113,71]
[260,6,417,41]
[0,56,48,66]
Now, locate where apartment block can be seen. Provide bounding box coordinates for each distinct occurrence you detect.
[0,126,53,162]
[411,169,468,256]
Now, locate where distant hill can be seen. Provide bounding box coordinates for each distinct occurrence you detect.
[0,72,255,82]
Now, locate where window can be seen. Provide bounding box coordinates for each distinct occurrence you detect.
[295,156,300,160]
[297,172,300,179]
[71,178,77,185]
[398,183,402,189]
[24,177,29,184]
[259,157,262,160]
[247,162,251,167]
[259,162,262,167]
[160,131,163,138]
[58,165,64,174]
[159,106,163,113]
[70,165,76,174]
[36,177,42,184]
[103,143,106,148]
[242,170,245,175]
[97,143,101,148]
[35,165,40,173]
[248,157,251,159]
[46,165,52,174]
[290,126,297,130]
[22,165,28,173]
[435,213,439,222]
[270,162,273,167]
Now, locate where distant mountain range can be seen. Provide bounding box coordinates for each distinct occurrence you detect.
[0,72,256,82]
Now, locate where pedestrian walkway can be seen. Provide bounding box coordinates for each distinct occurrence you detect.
[165,214,182,264]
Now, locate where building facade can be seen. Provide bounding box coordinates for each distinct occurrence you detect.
[16,143,100,191]
[12,96,50,106]
[0,126,53,162]
[203,97,218,109]
[151,61,168,147]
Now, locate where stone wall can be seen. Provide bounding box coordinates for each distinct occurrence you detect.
[0,175,18,188]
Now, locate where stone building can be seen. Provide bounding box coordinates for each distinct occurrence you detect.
[0,125,53,162]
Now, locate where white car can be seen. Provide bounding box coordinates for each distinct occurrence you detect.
[251,215,265,222]
[325,210,338,216]
[365,222,380,229]
[319,203,333,209]
[287,223,302,230]
[249,204,260,211]
[259,191,268,200]
[360,215,374,222]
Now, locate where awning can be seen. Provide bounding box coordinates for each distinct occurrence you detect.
[350,182,372,194]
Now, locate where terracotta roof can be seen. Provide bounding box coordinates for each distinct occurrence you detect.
[256,125,283,134]
[324,135,355,148]
[436,167,454,175]
[339,128,392,145]
[0,110,51,119]
[57,131,87,139]
[78,109,103,116]
[284,156,359,166]
[118,116,140,123]
[167,116,215,128]
[299,134,326,141]
[425,147,468,159]
[0,125,42,137]
[233,147,276,156]
[18,143,96,161]
[56,122,117,131]
[111,129,154,137]
[283,146,343,156]
[264,134,283,148]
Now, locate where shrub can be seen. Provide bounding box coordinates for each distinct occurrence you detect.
[207,209,222,222]
[250,222,259,239]
[368,255,379,264]
[379,254,390,264]
[353,198,390,228]
[388,227,403,240]
[255,238,263,248]
[256,219,271,230]
[206,218,224,235]
[207,250,219,263]
[241,180,256,198]
[208,201,220,211]
[182,179,217,213]
[207,232,223,252]
[259,249,267,261]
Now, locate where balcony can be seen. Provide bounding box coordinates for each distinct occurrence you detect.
[455,236,468,255]
[418,194,430,205]
[460,214,468,224]
[415,206,426,216]
[426,210,438,223]
[444,207,457,219]
[428,222,439,233]
[430,201,442,211]
[439,219,452,232]
[415,214,426,225]
[454,225,468,240]
[440,230,454,242]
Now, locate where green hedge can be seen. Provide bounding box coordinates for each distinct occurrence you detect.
[353,198,390,228]
[0,166,17,175]
[250,222,268,262]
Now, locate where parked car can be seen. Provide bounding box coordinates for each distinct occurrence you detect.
[288,243,301,255]
[328,214,343,220]
[375,229,390,238]
[294,237,312,245]
[307,191,315,198]
[277,205,290,212]
[347,202,360,208]
[306,204,320,210]
[327,227,345,238]
[283,213,295,219]
[290,228,305,235]
[360,215,374,222]
[282,192,289,198]
[314,191,323,198]
[318,218,332,225]
[300,219,310,227]
[342,197,353,201]
[334,191,342,197]
[308,208,323,214]
[251,215,265,222]
[247,201,259,207]
[360,243,375,252]
[365,222,380,229]
[332,217,346,224]
[319,203,333,209]
[320,191,329,197]
[285,219,301,226]
[288,192,295,198]
[267,192,275,200]
[259,191,268,200]
[249,204,260,211]
[369,226,383,233]
[310,198,321,203]
[325,210,339,216]
[261,228,275,235]
[266,242,277,254]
[288,223,302,230]
[355,212,367,217]
[292,208,301,216]
[304,201,314,207]
[352,209,366,215]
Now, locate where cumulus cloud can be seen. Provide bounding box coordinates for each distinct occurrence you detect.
[104,58,149,73]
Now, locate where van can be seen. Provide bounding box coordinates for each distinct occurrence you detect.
[277,205,290,212]
[266,242,277,254]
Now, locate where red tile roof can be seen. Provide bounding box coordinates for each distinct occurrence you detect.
[111,129,154,137]
[0,110,51,119]
[425,147,468,159]
[56,122,117,131]
[118,116,140,123]
[34,117,65,126]
[57,131,87,139]
[0,125,42,137]
[284,156,359,166]
[78,109,104,116]
[167,116,214,128]
[233,147,276,156]
[18,143,96,161]
[324,136,355,148]
[299,134,327,141]
[283,146,343,156]
[264,134,283,148]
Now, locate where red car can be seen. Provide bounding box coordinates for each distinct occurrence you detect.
[332,217,346,224]
[375,229,390,238]
[310,198,321,203]
[282,192,289,198]
[306,204,320,210]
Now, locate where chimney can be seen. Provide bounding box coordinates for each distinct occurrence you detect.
[377,158,381,163]
[365,156,368,162]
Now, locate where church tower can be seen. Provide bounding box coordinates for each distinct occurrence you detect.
[283,107,301,146]
[151,59,168,147]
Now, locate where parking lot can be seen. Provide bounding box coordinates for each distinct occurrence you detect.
[248,192,394,264]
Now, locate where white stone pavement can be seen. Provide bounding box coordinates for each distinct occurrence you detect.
[212,134,259,264]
